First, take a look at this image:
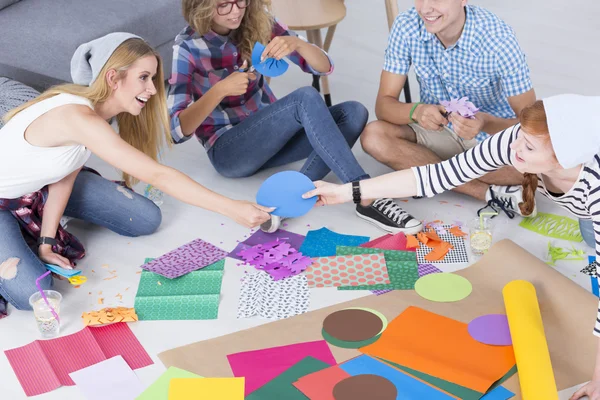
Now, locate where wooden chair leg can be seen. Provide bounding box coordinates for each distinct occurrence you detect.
[310,28,332,106]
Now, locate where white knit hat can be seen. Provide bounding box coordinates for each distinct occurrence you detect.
[70,32,141,86]
[543,94,600,168]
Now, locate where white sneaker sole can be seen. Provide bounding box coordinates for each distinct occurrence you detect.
[355,210,423,235]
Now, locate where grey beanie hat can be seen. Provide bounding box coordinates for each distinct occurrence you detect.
[70,32,142,86]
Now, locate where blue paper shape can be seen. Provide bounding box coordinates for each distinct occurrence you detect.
[256,171,316,218]
[44,263,82,278]
[480,385,515,400]
[592,275,599,297]
[339,355,455,400]
[299,227,370,257]
[251,42,289,78]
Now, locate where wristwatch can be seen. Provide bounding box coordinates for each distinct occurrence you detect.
[351,181,361,204]
[37,236,58,246]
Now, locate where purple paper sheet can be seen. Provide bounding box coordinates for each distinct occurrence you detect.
[141,238,228,279]
[468,314,513,346]
[229,229,306,261]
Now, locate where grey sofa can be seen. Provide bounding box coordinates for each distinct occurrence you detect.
[0,0,186,90]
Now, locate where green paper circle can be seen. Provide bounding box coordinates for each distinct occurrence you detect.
[321,307,388,349]
[414,273,472,302]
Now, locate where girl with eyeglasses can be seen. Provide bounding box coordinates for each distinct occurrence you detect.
[167,0,422,234]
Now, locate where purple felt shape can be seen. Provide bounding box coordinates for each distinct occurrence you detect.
[228,229,306,261]
[468,314,513,346]
[441,97,479,119]
[141,238,228,279]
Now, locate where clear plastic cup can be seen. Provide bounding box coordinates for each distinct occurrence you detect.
[29,290,62,338]
[469,217,494,256]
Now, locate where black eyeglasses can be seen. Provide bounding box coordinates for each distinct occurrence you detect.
[216,0,250,16]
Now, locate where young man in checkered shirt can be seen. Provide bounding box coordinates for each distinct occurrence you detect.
[361,0,537,218]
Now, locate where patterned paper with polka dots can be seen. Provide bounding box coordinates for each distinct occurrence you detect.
[304,253,390,288]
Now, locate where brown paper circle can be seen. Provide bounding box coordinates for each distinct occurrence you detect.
[332,374,397,400]
[323,309,383,342]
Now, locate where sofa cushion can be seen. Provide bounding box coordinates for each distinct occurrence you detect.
[0,0,186,89]
[0,77,39,128]
[0,0,19,11]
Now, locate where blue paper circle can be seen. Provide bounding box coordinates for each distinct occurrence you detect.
[251,42,289,78]
[256,171,317,218]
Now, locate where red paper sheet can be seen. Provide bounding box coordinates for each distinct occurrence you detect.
[4,323,152,397]
[360,234,393,248]
[361,233,416,252]
[293,365,351,400]
[227,340,337,395]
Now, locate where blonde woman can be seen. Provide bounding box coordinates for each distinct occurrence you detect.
[168,0,422,234]
[0,33,272,310]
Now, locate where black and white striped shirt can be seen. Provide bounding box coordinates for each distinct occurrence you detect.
[412,124,600,336]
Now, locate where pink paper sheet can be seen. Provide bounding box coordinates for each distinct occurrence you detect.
[4,323,152,397]
[227,340,337,395]
[362,232,416,252]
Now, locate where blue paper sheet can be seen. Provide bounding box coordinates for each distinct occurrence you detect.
[480,385,515,400]
[251,42,289,77]
[299,227,370,257]
[44,263,81,278]
[589,256,599,297]
[339,355,455,400]
[256,171,316,218]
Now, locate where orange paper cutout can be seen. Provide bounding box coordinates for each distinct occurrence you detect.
[425,228,442,243]
[406,235,420,249]
[293,365,350,400]
[449,226,467,237]
[360,307,516,393]
[82,307,138,326]
[424,242,453,261]
[417,232,429,245]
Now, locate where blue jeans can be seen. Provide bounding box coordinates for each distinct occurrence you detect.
[208,86,370,183]
[0,170,161,310]
[580,218,595,249]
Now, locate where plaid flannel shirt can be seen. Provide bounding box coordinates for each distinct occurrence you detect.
[168,20,334,150]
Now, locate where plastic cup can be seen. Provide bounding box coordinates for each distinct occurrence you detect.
[29,290,62,338]
[469,217,493,256]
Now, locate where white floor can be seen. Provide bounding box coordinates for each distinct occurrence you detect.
[2,1,600,398]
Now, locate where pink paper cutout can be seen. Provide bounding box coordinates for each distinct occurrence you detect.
[141,238,228,279]
[360,234,393,248]
[227,340,337,395]
[361,232,416,252]
[280,252,313,274]
[4,323,152,397]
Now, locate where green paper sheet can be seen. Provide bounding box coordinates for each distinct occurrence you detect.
[336,246,417,262]
[322,329,381,349]
[519,212,583,242]
[245,356,330,400]
[379,358,517,400]
[337,261,420,291]
[136,367,202,400]
[135,258,224,320]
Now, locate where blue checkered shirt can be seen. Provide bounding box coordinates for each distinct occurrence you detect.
[385,5,533,141]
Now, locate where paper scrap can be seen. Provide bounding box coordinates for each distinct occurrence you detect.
[137,367,201,400]
[69,356,144,400]
[82,307,138,326]
[169,377,244,400]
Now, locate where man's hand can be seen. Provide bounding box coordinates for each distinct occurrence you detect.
[413,104,448,131]
[449,112,485,140]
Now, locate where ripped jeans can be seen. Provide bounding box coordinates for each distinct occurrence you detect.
[0,170,162,310]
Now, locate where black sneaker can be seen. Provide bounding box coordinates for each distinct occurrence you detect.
[355,198,423,234]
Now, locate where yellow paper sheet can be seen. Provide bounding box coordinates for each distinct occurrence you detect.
[168,377,244,400]
[503,280,559,400]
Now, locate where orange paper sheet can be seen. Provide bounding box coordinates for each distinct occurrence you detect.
[417,232,429,245]
[406,235,420,249]
[360,306,516,393]
[293,365,350,400]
